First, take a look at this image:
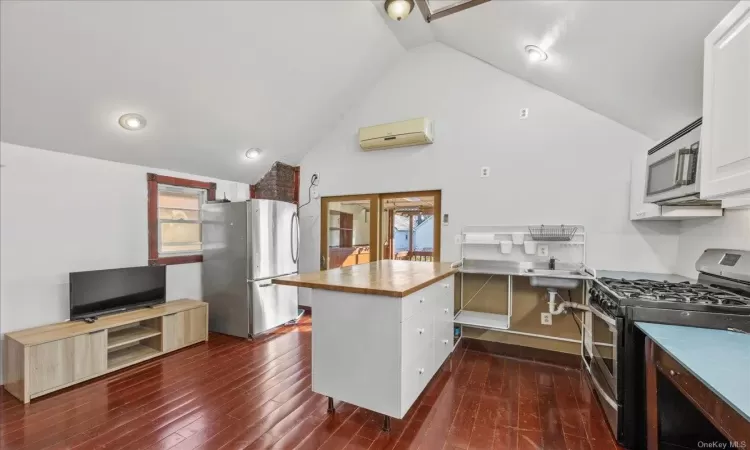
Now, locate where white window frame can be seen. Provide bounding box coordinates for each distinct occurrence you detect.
[157,184,206,258]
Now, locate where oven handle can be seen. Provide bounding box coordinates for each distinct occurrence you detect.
[590,303,617,327]
[582,356,618,409]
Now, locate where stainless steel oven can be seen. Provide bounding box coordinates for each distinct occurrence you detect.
[644,118,710,205]
[583,300,622,438]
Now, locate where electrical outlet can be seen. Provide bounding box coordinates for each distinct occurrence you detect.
[537,244,549,257]
[520,108,529,119]
[541,313,552,325]
[454,235,462,245]
[480,167,490,178]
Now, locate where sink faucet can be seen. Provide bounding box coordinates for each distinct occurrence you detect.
[549,257,558,270]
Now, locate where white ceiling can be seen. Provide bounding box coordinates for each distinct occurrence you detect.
[0,1,738,183]
[0,1,404,183]
[392,0,736,141]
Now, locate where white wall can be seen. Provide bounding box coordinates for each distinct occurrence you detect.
[675,209,750,278]
[297,43,681,306]
[0,142,249,379]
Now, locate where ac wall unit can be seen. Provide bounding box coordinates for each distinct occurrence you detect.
[359,117,434,151]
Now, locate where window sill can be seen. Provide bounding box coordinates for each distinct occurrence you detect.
[150,255,203,266]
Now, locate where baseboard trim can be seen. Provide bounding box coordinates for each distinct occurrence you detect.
[461,337,580,368]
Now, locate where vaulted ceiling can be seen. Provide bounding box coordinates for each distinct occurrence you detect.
[384,0,737,141]
[0,1,404,182]
[0,1,738,183]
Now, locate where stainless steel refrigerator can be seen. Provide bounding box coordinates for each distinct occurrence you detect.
[201,199,299,338]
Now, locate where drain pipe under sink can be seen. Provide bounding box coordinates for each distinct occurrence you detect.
[547,288,588,315]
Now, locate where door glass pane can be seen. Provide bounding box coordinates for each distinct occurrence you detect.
[647,154,676,195]
[381,195,435,262]
[326,199,371,269]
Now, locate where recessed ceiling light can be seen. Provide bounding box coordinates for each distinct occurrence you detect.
[384,0,414,21]
[524,45,548,62]
[118,113,146,131]
[245,148,262,159]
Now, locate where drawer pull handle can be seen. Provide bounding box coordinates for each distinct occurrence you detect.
[442,339,450,345]
[442,284,450,288]
[417,328,425,334]
[418,368,425,374]
[443,308,449,314]
[669,369,676,376]
[419,298,425,304]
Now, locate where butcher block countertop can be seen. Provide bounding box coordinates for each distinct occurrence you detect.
[273,261,457,297]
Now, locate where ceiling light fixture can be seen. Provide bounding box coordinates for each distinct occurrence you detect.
[525,45,548,62]
[384,0,415,21]
[245,148,262,159]
[118,113,146,131]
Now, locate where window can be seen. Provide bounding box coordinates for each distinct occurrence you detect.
[147,174,216,265]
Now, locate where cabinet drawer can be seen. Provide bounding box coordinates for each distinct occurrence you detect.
[434,321,453,368]
[401,310,434,365]
[401,290,432,322]
[401,344,434,417]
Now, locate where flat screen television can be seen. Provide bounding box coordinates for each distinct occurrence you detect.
[69,265,166,320]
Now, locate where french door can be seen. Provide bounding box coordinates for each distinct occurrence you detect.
[319,190,442,270]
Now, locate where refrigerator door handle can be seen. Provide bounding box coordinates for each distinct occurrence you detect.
[290,211,299,264]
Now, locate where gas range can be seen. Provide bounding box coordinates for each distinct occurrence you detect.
[584,249,750,449]
[593,277,750,314]
[591,249,750,318]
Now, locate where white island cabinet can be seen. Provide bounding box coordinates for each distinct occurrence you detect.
[273,261,456,430]
[700,1,750,200]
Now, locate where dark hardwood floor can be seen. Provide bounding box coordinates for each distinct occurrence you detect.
[0,315,623,449]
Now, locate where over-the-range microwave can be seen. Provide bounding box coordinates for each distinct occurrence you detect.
[644,118,719,206]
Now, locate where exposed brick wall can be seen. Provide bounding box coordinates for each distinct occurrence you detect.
[251,162,300,204]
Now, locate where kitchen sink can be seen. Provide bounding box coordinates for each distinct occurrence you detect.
[525,268,586,289]
[526,268,586,277]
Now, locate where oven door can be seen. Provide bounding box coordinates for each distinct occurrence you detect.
[644,142,700,204]
[583,304,621,435]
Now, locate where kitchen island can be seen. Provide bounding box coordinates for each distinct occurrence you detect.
[273,260,457,431]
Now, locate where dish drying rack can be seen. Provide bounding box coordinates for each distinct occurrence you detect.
[528,225,578,242]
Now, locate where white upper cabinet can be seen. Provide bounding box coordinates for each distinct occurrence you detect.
[701,1,750,199]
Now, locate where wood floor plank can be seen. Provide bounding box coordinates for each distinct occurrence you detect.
[0,315,615,450]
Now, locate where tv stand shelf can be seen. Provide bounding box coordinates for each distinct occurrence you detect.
[108,326,161,350]
[3,299,208,403]
[108,344,161,370]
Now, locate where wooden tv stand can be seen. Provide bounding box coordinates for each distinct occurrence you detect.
[3,299,208,403]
